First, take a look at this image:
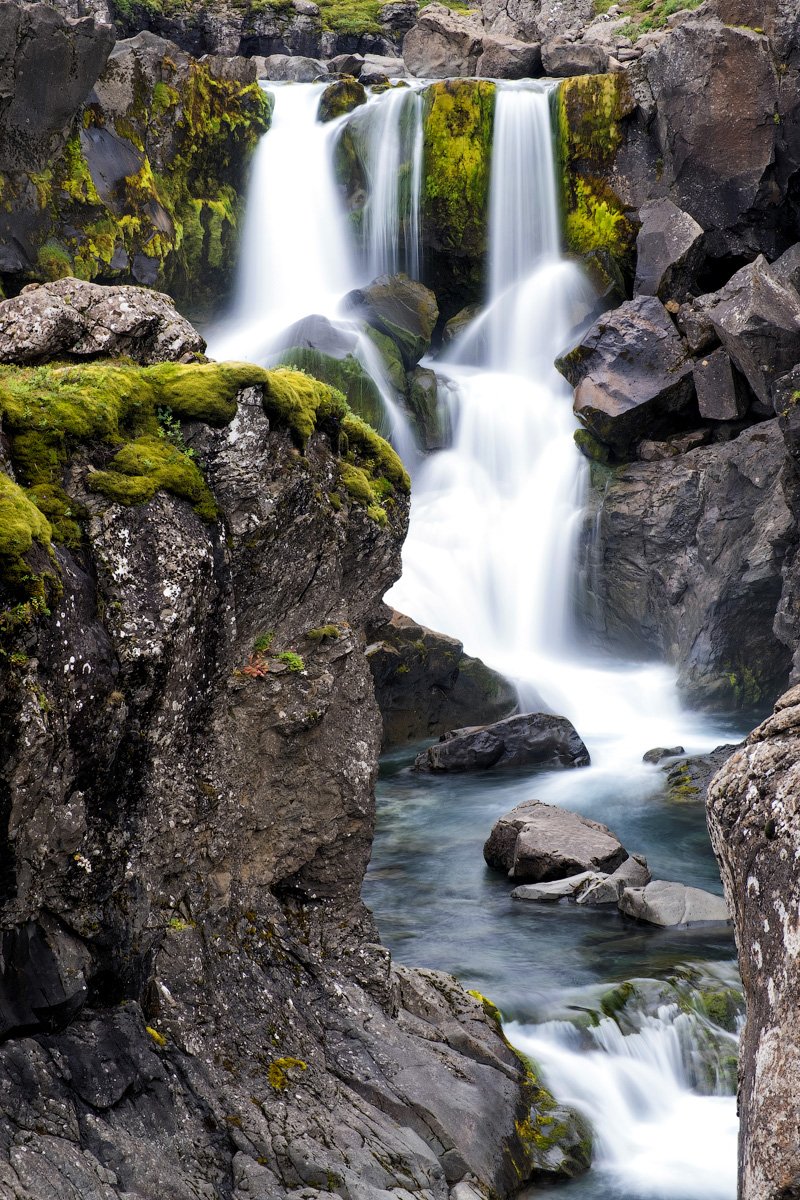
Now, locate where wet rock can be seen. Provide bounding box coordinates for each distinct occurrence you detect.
[557,295,696,458]
[402,3,484,77]
[584,421,793,708]
[707,687,800,1200]
[693,347,750,422]
[700,257,800,413]
[0,278,204,365]
[577,854,651,906]
[633,199,704,302]
[443,304,483,345]
[541,36,608,76]
[643,745,685,764]
[345,273,439,368]
[405,365,451,450]
[328,51,365,74]
[484,800,628,881]
[317,77,367,121]
[476,36,542,79]
[662,744,740,803]
[367,609,518,746]
[511,871,600,902]
[619,881,731,926]
[415,712,590,773]
[0,1,114,173]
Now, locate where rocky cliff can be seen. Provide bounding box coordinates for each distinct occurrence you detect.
[0,280,586,1199]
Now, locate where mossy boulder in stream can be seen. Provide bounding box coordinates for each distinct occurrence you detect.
[318,77,368,122]
[420,78,496,315]
[0,31,272,316]
[276,346,389,435]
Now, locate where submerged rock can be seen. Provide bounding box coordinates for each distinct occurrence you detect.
[414,712,590,772]
[367,608,518,746]
[619,881,731,927]
[511,871,602,902]
[661,744,740,803]
[484,800,628,881]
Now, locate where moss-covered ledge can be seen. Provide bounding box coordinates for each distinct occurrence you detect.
[0,360,409,631]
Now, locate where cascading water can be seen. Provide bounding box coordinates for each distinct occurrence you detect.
[209,79,742,1200]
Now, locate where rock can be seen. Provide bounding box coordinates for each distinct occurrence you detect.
[272,312,357,359]
[476,36,542,79]
[541,36,608,76]
[363,52,407,76]
[511,871,600,902]
[277,344,387,434]
[583,420,794,708]
[707,687,800,1200]
[643,745,685,764]
[317,77,367,121]
[693,347,751,421]
[577,854,651,905]
[485,800,628,882]
[367,610,518,746]
[261,52,327,79]
[637,429,709,461]
[328,51,365,75]
[481,0,594,43]
[344,273,439,369]
[699,257,800,413]
[769,240,800,295]
[200,52,257,83]
[0,278,204,365]
[379,0,419,40]
[405,366,451,450]
[0,1,114,173]
[557,295,696,459]
[414,712,591,773]
[633,199,704,302]
[402,3,484,77]
[676,298,719,355]
[619,880,731,926]
[443,304,482,344]
[662,744,739,802]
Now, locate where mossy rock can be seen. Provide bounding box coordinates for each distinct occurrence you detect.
[364,326,407,395]
[420,78,496,312]
[556,74,637,286]
[405,366,449,450]
[318,78,368,123]
[277,346,389,436]
[573,427,610,464]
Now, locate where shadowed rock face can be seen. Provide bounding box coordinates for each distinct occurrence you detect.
[415,712,590,773]
[707,685,800,1200]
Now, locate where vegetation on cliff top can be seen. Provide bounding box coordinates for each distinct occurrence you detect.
[593,0,703,38]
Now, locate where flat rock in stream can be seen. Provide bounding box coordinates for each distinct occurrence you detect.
[484,800,628,882]
[619,880,731,927]
[577,853,651,905]
[414,712,590,773]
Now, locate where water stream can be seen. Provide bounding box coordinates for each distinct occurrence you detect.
[207,79,745,1200]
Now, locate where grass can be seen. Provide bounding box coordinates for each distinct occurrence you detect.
[593,0,703,37]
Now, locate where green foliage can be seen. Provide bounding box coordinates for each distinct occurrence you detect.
[276,650,305,672]
[316,0,385,35]
[422,79,496,258]
[605,0,703,38]
[253,631,275,654]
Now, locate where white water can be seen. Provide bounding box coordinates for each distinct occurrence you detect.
[209,79,739,1200]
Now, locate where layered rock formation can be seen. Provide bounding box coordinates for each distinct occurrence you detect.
[0,283,585,1198]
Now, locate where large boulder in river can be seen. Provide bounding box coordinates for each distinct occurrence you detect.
[484,800,628,882]
[633,199,705,303]
[344,274,439,369]
[366,609,517,747]
[414,712,590,773]
[0,1,114,173]
[557,296,696,458]
[619,881,730,927]
[0,278,204,365]
[402,3,484,77]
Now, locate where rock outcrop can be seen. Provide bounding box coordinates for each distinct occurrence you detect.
[708,685,800,1200]
[415,712,590,772]
[484,800,628,881]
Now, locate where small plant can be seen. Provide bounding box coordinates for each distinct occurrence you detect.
[157,406,195,457]
[277,651,305,673]
[253,631,274,654]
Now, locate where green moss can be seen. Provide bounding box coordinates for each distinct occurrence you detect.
[724,664,763,709]
[467,989,504,1027]
[276,650,305,672]
[306,624,340,642]
[267,1056,308,1090]
[146,1025,167,1047]
[89,434,218,520]
[609,0,703,38]
[318,78,367,123]
[557,74,637,278]
[600,980,635,1019]
[277,347,388,435]
[422,79,495,260]
[0,473,53,594]
[574,427,611,464]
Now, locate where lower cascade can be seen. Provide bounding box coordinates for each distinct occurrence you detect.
[208,78,743,1200]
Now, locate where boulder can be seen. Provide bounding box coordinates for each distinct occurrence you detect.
[405,366,451,451]
[541,36,608,76]
[317,77,367,121]
[484,800,628,882]
[476,36,542,79]
[402,3,484,77]
[633,199,704,302]
[344,273,439,369]
[443,304,482,345]
[577,854,651,906]
[557,295,696,458]
[769,241,800,295]
[661,744,739,803]
[693,347,750,421]
[583,420,794,708]
[363,52,407,76]
[675,298,719,355]
[260,53,327,80]
[414,712,590,773]
[511,871,599,902]
[328,52,364,74]
[366,609,517,746]
[272,313,357,359]
[200,53,258,83]
[0,1,114,173]
[700,257,800,413]
[480,0,594,42]
[643,745,685,764]
[637,429,709,461]
[619,880,731,926]
[378,0,419,40]
[0,278,204,365]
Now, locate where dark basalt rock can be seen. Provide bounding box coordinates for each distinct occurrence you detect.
[557,295,696,459]
[414,712,590,773]
[484,799,627,881]
[633,198,704,303]
[345,272,439,369]
[661,743,740,802]
[693,348,750,422]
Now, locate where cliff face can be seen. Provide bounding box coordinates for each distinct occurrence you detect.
[0,283,583,1199]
